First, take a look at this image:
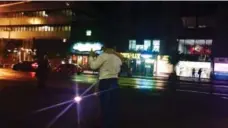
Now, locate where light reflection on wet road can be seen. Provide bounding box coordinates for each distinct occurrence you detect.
[2,69,228,94]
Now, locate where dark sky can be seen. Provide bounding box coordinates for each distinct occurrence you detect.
[74,2,228,56]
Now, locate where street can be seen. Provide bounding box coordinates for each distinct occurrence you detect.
[1,69,228,128]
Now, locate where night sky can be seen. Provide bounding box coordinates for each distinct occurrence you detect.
[70,2,228,56]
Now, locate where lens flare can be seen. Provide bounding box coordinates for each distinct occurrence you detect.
[74,96,82,103]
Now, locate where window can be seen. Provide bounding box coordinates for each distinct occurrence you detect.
[35,26,38,31]
[68,26,71,31]
[38,26,42,31]
[152,40,160,52]
[144,40,152,51]
[64,26,68,31]
[50,26,54,31]
[129,40,136,51]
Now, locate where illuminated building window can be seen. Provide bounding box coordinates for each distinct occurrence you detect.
[152,40,160,52]
[35,26,38,31]
[68,26,71,31]
[129,40,136,51]
[144,40,152,51]
[50,26,54,31]
[38,26,42,31]
[64,26,68,31]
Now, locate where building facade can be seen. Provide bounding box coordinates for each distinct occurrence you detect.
[175,3,218,79]
[0,1,94,63]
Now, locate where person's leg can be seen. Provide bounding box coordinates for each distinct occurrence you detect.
[109,78,119,128]
[99,79,111,128]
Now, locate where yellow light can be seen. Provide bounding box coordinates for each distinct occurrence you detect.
[120,53,140,59]
[29,18,41,25]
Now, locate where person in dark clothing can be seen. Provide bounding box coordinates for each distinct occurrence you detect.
[192,68,195,77]
[198,68,202,80]
[36,54,50,88]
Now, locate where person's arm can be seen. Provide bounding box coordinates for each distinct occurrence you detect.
[89,55,106,70]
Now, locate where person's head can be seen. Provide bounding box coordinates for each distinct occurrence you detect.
[101,42,115,52]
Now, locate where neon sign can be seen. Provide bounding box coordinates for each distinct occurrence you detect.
[121,53,141,59]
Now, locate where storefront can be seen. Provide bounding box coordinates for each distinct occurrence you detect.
[154,55,173,77]
[176,61,212,78]
[121,52,157,76]
[70,42,103,69]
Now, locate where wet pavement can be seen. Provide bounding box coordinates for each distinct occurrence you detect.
[1,69,228,127]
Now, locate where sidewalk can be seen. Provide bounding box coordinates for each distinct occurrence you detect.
[128,75,228,85]
[82,71,228,85]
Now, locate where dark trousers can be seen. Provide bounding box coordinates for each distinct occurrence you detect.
[99,78,119,128]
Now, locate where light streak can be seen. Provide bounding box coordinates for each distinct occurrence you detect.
[31,80,118,128]
[80,81,99,96]
[0,1,30,7]
[46,102,74,128]
[33,99,73,114]
[82,87,118,99]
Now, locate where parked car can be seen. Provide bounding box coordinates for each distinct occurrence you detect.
[12,61,38,72]
[55,64,83,75]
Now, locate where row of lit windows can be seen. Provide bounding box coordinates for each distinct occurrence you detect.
[0,9,73,18]
[0,25,71,32]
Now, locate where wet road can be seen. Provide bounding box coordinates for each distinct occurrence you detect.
[1,69,228,127]
[1,68,228,95]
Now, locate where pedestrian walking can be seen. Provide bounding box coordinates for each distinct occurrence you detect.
[198,68,202,81]
[36,54,51,89]
[192,68,195,77]
[89,44,123,128]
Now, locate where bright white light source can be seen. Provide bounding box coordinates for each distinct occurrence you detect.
[86,30,92,36]
[63,38,67,43]
[61,61,65,64]
[73,42,102,52]
[141,54,152,59]
[74,96,82,103]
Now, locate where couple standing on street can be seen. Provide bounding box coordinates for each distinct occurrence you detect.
[89,43,124,128]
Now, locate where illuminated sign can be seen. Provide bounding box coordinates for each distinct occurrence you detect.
[73,42,102,52]
[121,53,141,59]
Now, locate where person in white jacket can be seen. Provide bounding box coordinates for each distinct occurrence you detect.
[89,45,123,128]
